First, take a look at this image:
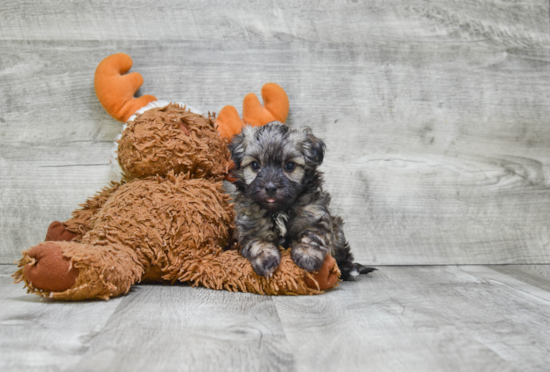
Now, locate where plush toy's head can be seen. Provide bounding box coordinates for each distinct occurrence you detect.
[94,53,290,181]
[117,104,230,180]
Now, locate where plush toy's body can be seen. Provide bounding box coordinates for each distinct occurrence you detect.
[14,54,339,300]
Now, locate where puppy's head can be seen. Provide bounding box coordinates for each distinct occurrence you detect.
[229,122,325,211]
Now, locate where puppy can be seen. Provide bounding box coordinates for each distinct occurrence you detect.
[229,122,375,280]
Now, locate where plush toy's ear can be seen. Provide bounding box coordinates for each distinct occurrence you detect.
[94,53,157,122]
[243,83,289,126]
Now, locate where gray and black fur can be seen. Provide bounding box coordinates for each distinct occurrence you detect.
[229,122,375,280]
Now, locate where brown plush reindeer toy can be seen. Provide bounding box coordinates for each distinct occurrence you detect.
[13,53,340,300]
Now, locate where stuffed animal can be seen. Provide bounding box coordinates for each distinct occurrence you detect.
[13,53,340,300]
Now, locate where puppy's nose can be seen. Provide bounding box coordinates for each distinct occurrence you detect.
[265,183,278,196]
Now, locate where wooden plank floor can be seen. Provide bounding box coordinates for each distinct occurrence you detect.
[2,264,550,371]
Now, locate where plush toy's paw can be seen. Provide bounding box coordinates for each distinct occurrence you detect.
[243,83,289,126]
[45,221,78,242]
[19,243,79,292]
[304,255,340,291]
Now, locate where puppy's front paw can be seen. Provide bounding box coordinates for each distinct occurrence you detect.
[291,238,326,272]
[243,241,281,277]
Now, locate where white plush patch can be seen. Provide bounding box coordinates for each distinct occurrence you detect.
[109,101,203,180]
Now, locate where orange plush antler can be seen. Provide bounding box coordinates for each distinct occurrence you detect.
[216,105,244,140]
[243,83,289,125]
[215,83,289,141]
[94,53,157,122]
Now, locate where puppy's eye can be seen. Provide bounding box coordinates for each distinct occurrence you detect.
[285,162,296,172]
[250,161,260,171]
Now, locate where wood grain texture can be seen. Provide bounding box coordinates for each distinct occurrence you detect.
[0,265,122,372]
[3,264,550,371]
[274,266,550,372]
[71,286,294,372]
[0,0,548,44]
[489,264,550,291]
[1,0,550,264]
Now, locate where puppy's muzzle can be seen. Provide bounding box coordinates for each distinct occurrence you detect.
[264,182,278,196]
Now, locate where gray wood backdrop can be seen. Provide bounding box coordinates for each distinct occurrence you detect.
[1,0,549,265]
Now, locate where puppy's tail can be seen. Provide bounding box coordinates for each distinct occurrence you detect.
[336,247,377,281]
[354,263,377,275]
[332,216,376,280]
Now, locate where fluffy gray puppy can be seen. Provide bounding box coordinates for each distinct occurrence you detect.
[229,122,375,280]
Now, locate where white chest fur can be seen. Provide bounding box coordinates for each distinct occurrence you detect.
[272,212,289,239]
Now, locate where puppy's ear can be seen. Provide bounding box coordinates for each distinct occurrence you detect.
[302,127,326,166]
[229,130,247,169]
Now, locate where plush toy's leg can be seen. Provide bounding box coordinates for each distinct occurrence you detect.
[13,241,143,300]
[59,182,121,238]
[42,183,122,243]
[304,255,340,290]
[45,221,78,242]
[177,249,340,295]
